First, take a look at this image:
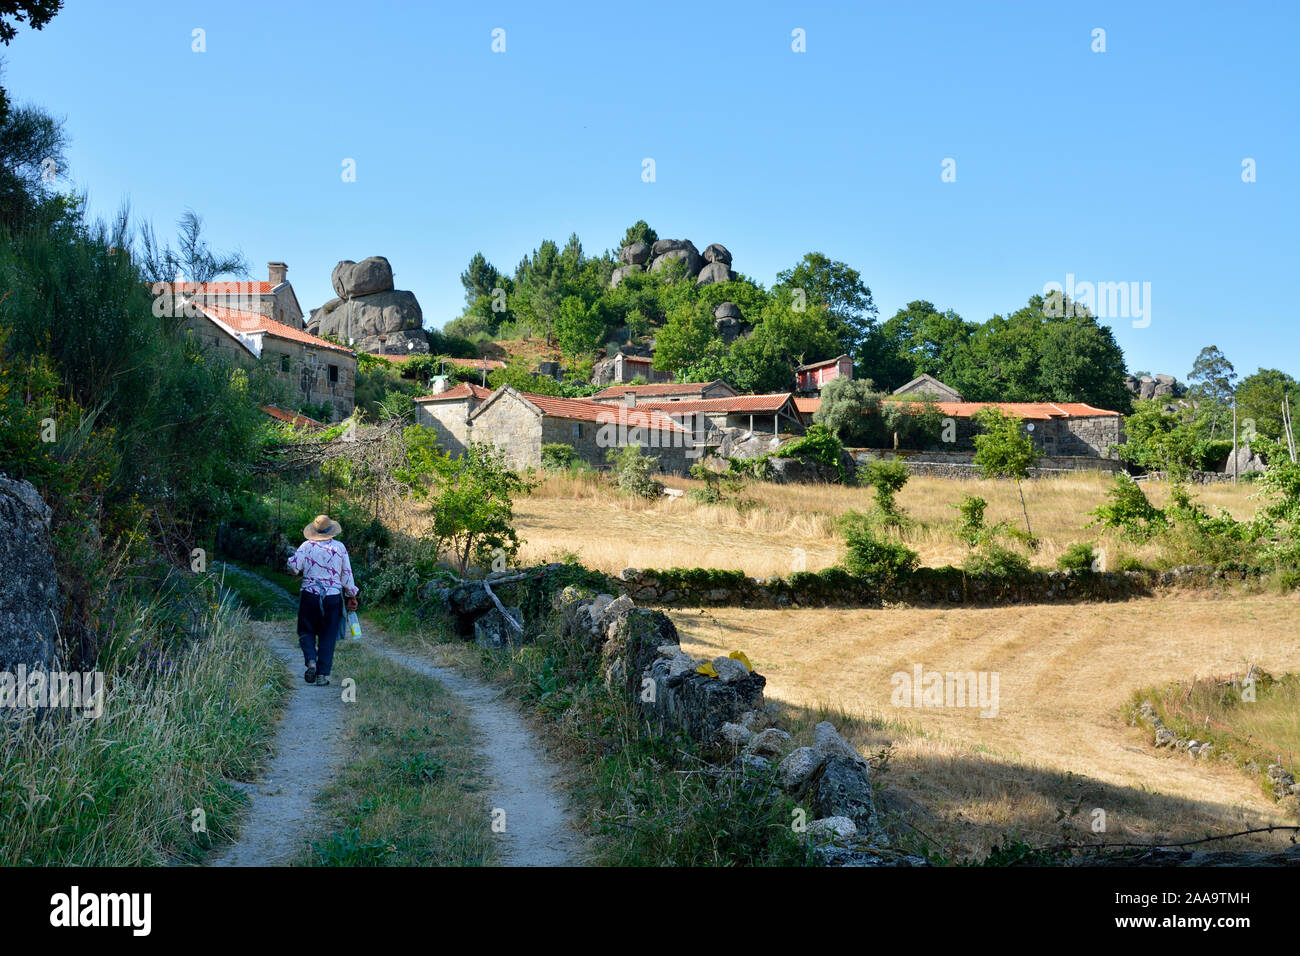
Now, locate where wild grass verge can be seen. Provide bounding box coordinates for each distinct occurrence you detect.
[0,583,284,865]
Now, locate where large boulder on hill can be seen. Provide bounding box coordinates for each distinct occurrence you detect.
[714,302,742,320]
[651,238,697,258]
[0,476,59,671]
[696,260,734,286]
[702,243,732,264]
[331,256,395,299]
[610,263,643,289]
[650,248,703,279]
[619,242,651,265]
[310,289,428,353]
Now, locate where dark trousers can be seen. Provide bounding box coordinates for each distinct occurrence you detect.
[298,592,343,676]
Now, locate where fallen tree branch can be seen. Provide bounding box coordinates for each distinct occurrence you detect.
[1045,823,1300,854]
[481,578,523,633]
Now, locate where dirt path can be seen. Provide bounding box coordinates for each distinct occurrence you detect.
[210,619,348,867]
[213,563,582,867]
[364,638,583,866]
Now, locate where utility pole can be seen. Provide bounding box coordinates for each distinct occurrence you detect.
[1232,400,1238,484]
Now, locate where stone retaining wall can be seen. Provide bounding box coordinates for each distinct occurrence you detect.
[616,564,1258,609]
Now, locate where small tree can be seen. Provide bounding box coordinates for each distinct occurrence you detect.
[607,444,663,499]
[972,408,1040,536]
[861,459,910,524]
[423,442,534,575]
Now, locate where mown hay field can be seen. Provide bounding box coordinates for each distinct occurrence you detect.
[670,592,1300,860]
[513,470,1262,577]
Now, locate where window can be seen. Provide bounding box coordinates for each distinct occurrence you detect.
[572,423,582,440]
[328,364,339,384]
[280,355,290,373]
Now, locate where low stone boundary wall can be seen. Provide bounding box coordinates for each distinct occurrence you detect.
[850,449,1123,480]
[616,564,1259,609]
[546,584,921,865]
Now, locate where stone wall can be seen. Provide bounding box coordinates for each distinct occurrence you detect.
[850,449,1124,479]
[415,398,474,456]
[615,564,1257,609]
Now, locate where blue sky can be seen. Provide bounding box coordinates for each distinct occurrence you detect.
[7,0,1298,381]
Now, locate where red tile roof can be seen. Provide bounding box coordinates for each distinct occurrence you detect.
[443,356,506,371]
[928,401,1121,420]
[162,281,276,295]
[260,405,325,429]
[641,392,795,415]
[200,305,355,356]
[594,382,720,400]
[792,396,822,415]
[414,383,494,402]
[519,393,688,433]
[884,399,1119,419]
[796,354,850,372]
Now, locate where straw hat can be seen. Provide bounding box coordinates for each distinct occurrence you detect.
[303,514,343,541]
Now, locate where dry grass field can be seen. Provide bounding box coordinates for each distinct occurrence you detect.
[514,470,1263,576]
[670,593,1300,860]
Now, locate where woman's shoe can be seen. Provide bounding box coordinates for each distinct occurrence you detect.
[304,665,317,684]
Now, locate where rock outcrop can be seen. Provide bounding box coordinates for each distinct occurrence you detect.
[1124,373,1183,401]
[0,476,59,671]
[612,237,739,288]
[309,256,429,355]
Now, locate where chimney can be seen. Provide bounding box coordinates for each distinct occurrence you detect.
[268,261,288,286]
[625,391,636,409]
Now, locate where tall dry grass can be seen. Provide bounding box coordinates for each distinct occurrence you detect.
[0,587,284,865]
[512,470,1265,576]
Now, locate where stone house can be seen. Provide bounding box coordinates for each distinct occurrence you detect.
[591,380,737,404]
[413,382,494,456]
[892,373,964,402]
[164,261,305,329]
[187,303,357,421]
[795,354,852,394]
[462,386,695,474]
[926,401,1123,457]
[641,392,805,444]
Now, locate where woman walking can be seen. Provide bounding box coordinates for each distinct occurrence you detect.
[286,514,359,686]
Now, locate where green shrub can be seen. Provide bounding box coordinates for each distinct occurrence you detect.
[861,459,911,523]
[782,424,851,483]
[1057,542,1099,573]
[1089,473,1167,540]
[607,445,664,499]
[952,494,988,546]
[963,543,1031,577]
[838,511,918,584]
[541,442,579,471]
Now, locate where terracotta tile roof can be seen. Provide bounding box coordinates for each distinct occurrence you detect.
[443,356,506,371]
[414,383,494,402]
[641,392,795,415]
[200,305,355,356]
[163,281,276,295]
[796,354,850,372]
[792,396,822,415]
[885,400,1122,420]
[594,382,719,400]
[260,405,325,429]
[517,391,689,434]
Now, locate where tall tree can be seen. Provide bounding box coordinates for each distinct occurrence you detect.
[862,300,974,391]
[774,252,877,354]
[0,100,67,230]
[1187,345,1237,437]
[619,219,657,249]
[137,208,249,284]
[459,252,501,307]
[1236,368,1299,446]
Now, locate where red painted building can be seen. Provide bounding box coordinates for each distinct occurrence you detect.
[795,354,853,393]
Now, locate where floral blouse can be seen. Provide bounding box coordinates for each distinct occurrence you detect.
[288,539,359,597]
